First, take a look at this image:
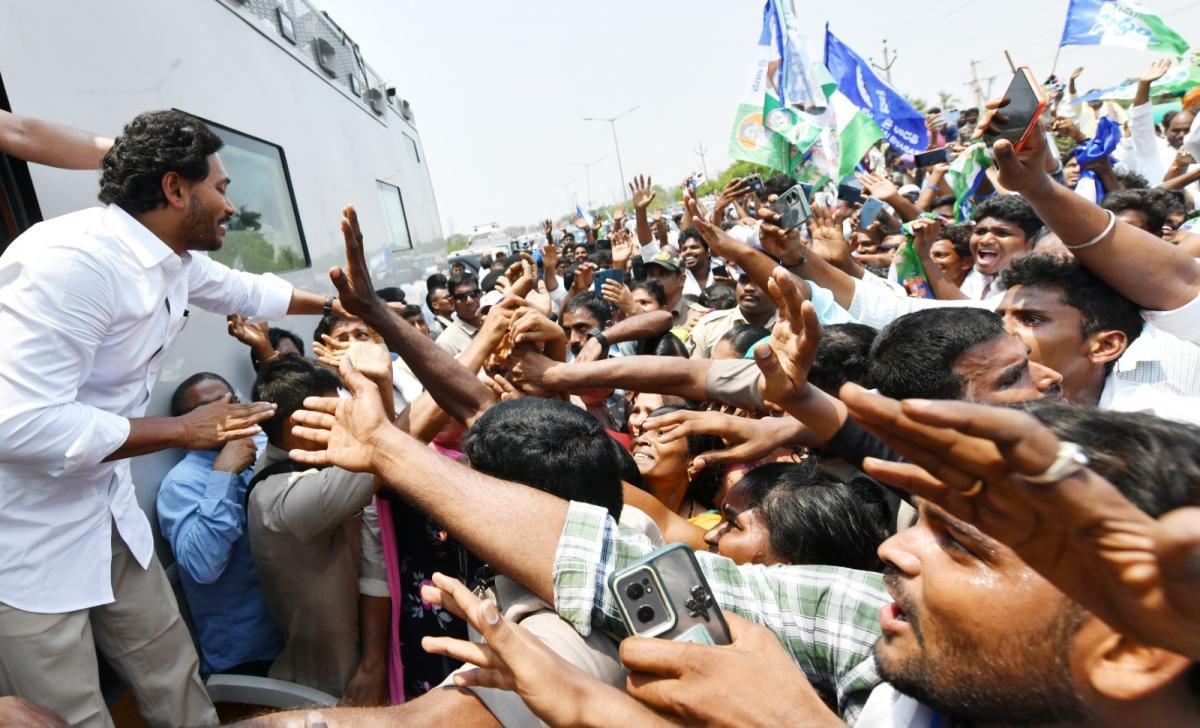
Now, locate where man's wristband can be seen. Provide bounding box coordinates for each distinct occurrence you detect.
[323,295,335,316]
[587,329,611,352]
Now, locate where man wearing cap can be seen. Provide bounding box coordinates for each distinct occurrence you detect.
[644,248,690,324]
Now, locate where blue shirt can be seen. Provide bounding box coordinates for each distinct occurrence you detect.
[156,442,282,673]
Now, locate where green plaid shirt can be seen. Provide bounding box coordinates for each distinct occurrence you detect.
[553,502,888,725]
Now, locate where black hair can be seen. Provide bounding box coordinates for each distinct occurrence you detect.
[717,323,771,358]
[99,110,224,214]
[1113,168,1150,190]
[425,285,449,311]
[479,269,504,296]
[678,226,706,250]
[999,253,1144,360]
[250,327,306,370]
[930,194,957,211]
[647,405,723,508]
[400,304,423,320]
[637,331,690,357]
[251,358,342,444]
[313,312,353,344]
[941,224,973,259]
[631,279,668,308]
[1147,187,1190,221]
[563,292,613,327]
[448,271,480,295]
[810,323,878,393]
[464,398,624,519]
[868,308,1007,400]
[971,194,1043,239]
[375,287,405,304]
[588,250,613,269]
[763,173,795,198]
[170,372,233,417]
[426,273,448,291]
[736,462,891,570]
[701,284,737,311]
[1101,189,1167,234]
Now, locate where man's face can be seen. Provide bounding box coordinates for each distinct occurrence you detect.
[952,332,1063,403]
[680,238,709,272]
[969,216,1029,276]
[328,320,382,346]
[1166,111,1194,149]
[1115,208,1152,234]
[929,239,973,286]
[179,378,233,416]
[562,307,603,356]
[873,501,1086,724]
[572,245,590,262]
[429,287,455,317]
[702,481,782,566]
[179,153,236,252]
[404,314,430,337]
[736,277,775,319]
[1062,156,1081,188]
[646,265,683,300]
[450,281,482,323]
[998,285,1114,405]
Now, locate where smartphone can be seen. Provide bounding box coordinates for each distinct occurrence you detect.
[768,184,812,232]
[836,184,863,205]
[711,264,730,279]
[943,109,961,126]
[744,173,764,195]
[609,543,731,645]
[799,182,814,200]
[982,66,1047,152]
[859,196,885,228]
[593,268,626,295]
[686,177,698,192]
[913,147,950,168]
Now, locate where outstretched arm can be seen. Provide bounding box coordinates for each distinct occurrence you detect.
[0,109,112,169]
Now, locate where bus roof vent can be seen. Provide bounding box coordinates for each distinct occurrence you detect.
[314,37,337,76]
[399,99,414,121]
[366,87,386,115]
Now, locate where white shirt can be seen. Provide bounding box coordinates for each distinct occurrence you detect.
[0,205,293,613]
[1099,371,1200,426]
[959,268,1001,301]
[1143,286,1200,347]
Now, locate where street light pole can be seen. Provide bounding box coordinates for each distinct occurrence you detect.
[572,157,603,210]
[584,106,637,203]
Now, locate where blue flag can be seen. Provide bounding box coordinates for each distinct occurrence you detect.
[1059,0,1189,56]
[823,27,928,156]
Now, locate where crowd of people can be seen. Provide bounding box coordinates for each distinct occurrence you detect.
[0,53,1199,728]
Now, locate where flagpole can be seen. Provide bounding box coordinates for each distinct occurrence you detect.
[1050,45,1062,78]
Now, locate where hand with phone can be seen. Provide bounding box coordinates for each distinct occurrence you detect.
[977,67,1047,153]
[977,97,1059,195]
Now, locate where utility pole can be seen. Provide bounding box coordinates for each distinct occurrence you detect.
[572,157,603,210]
[965,59,995,110]
[870,39,896,84]
[584,106,638,200]
[694,142,709,182]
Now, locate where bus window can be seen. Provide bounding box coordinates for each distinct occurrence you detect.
[376,180,412,252]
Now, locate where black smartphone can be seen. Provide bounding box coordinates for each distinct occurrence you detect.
[768,184,812,232]
[914,147,950,168]
[837,184,863,205]
[712,264,730,279]
[609,543,731,645]
[745,173,764,195]
[593,268,626,295]
[981,66,1048,152]
[799,182,814,199]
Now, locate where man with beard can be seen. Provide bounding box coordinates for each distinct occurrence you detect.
[688,273,777,359]
[0,110,346,726]
[678,227,714,297]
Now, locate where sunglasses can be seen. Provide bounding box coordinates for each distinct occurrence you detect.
[452,289,482,302]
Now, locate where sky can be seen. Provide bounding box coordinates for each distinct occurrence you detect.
[318,0,1200,236]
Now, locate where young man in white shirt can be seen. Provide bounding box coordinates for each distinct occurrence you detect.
[0,110,346,727]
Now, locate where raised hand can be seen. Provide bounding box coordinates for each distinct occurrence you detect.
[510,307,566,350]
[641,409,802,469]
[756,206,808,266]
[504,251,537,299]
[978,98,1057,194]
[601,279,638,317]
[629,174,656,210]
[610,228,633,270]
[542,218,553,239]
[179,393,276,451]
[804,202,851,267]
[570,262,597,294]
[540,238,560,274]
[226,314,270,353]
[288,358,392,473]
[612,206,627,224]
[331,205,386,322]
[753,268,821,411]
[839,385,1200,661]
[1140,58,1172,84]
[1051,116,1086,143]
[909,215,944,256]
[856,171,898,201]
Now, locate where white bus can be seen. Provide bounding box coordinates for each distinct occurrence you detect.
[0,0,445,531]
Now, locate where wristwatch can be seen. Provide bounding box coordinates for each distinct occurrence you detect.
[587,329,611,352]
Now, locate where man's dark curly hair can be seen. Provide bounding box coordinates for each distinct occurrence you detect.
[98,110,224,214]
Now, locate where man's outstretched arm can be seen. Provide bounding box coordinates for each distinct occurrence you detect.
[0,109,112,169]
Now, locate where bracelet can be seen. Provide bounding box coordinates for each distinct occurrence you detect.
[323,294,335,316]
[1020,441,1090,485]
[1063,210,1116,251]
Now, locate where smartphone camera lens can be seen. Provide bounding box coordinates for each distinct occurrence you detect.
[636,605,655,623]
[626,582,645,601]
